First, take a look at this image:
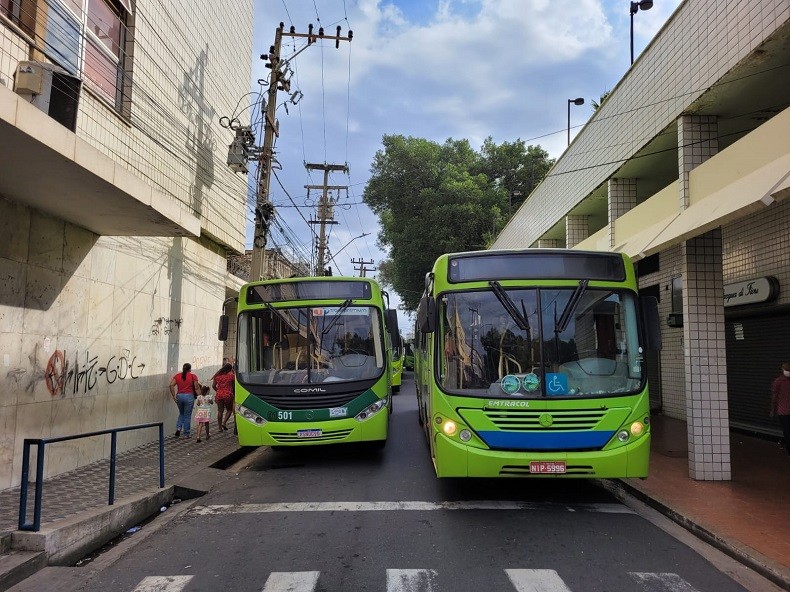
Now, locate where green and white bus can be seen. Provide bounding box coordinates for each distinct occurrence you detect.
[414,249,661,478]
[219,276,400,449]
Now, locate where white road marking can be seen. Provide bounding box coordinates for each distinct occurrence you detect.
[386,569,438,592]
[132,576,193,592]
[506,569,573,592]
[191,500,634,515]
[630,572,701,592]
[261,571,321,592]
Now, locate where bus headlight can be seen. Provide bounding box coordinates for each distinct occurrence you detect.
[630,421,645,436]
[459,429,472,442]
[355,399,387,422]
[442,420,457,436]
[238,405,267,425]
[617,430,630,442]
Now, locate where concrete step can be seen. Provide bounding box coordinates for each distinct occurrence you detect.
[0,549,47,592]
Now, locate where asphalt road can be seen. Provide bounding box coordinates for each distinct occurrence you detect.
[57,375,759,592]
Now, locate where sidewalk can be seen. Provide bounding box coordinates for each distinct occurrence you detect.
[1,415,788,589]
[612,414,790,590]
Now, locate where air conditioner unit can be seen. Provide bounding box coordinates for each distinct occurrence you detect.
[14,61,80,132]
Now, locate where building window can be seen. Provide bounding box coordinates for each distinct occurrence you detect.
[16,0,132,114]
[1,0,36,37]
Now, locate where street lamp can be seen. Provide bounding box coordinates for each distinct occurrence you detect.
[630,0,653,65]
[567,97,584,146]
[326,232,370,275]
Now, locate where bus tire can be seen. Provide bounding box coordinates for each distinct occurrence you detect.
[393,385,400,394]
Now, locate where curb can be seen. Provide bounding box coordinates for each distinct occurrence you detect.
[601,479,790,591]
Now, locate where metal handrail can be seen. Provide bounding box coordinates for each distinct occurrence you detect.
[18,422,165,532]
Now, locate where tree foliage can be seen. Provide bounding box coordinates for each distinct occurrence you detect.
[363,135,553,312]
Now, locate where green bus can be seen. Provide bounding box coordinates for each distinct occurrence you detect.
[414,249,661,478]
[219,276,400,449]
[390,333,404,393]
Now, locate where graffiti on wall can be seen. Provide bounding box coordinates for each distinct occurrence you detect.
[8,345,147,397]
[151,317,183,336]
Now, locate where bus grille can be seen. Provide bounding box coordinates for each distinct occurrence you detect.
[483,409,607,430]
[256,393,360,410]
[500,464,596,476]
[269,428,354,443]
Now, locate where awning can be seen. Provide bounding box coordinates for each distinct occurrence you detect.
[614,152,790,260]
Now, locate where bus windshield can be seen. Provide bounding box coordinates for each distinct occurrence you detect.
[237,305,385,385]
[439,287,643,398]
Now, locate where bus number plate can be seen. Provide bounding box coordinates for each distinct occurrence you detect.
[530,461,566,474]
[297,429,322,439]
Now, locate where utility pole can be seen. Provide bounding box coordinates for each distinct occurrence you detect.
[351,258,376,277]
[306,163,348,276]
[249,23,352,282]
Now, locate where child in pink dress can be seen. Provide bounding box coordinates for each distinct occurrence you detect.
[194,385,214,442]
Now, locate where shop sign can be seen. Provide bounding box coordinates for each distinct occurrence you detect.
[723,276,779,307]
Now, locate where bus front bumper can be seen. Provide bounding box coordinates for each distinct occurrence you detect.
[236,408,388,447]
[433,431,650,478]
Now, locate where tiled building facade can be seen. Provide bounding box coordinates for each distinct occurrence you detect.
[494,0,790,480]
[0,0,253,489]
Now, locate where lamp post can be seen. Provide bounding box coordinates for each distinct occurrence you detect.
[327,232,370,275]
[567,97,585,146]
[630,0,653,64]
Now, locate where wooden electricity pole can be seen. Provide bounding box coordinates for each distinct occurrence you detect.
[306,163,348,275]
[351,258,376,277]
[249,23,352,281]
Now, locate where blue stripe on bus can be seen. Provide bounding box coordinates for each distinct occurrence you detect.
[478,431,615,450]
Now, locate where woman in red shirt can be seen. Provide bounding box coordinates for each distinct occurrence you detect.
[169,363,202,438]
[211,362,235,431]
[770,361,790,454]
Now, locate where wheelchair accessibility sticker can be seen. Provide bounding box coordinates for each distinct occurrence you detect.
[545,373,568,395]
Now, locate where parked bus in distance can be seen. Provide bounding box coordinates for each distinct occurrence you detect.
[219,276,400,449]
[414,249,661,478]
[391,333,404,393]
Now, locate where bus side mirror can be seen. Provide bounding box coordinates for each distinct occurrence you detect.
[640,296,662,351]
[218,315,229,341]
[385,309,400,342]
[417,296,436,333]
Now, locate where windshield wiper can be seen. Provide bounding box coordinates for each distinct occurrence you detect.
[263,301,299,332]
[489,281,530,331]
[554,279,588,334]
[321,298,353,337]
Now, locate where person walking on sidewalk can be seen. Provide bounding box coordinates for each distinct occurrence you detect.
[211,362,235,431]
[194,385,214,442]
[170,363,202,439]
[770,361,790,454]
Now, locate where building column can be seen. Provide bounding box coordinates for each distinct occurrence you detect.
[565,215,588,248]
[678,115,729,480]
[608,178,637,249]
[536,239,563,248]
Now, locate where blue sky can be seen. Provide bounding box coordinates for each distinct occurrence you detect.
[245,0,683,332]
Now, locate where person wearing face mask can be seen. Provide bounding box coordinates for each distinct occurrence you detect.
[770,361,790,454]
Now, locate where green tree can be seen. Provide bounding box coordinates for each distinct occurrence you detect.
[363,135,552,311]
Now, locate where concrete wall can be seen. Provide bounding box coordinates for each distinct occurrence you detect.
[0,198,228,489]
[0,0,252,490]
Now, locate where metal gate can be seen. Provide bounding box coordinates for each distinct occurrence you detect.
[725,309,790,437]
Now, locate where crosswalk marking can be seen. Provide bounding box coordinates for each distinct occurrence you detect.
[191,500,634,516]
[506,569,572,592]
[386,569,438,592]
[630,572,701,592]
[261,571,320,592]
[128,571,701,591]
[132,576,193,592]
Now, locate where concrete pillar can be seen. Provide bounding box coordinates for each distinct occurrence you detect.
[565,215,589,248]
[677,114,729,480]
[608,178,637,249]
[678,115,718,210]
[682,230,730,480]
[536,239,562,248]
